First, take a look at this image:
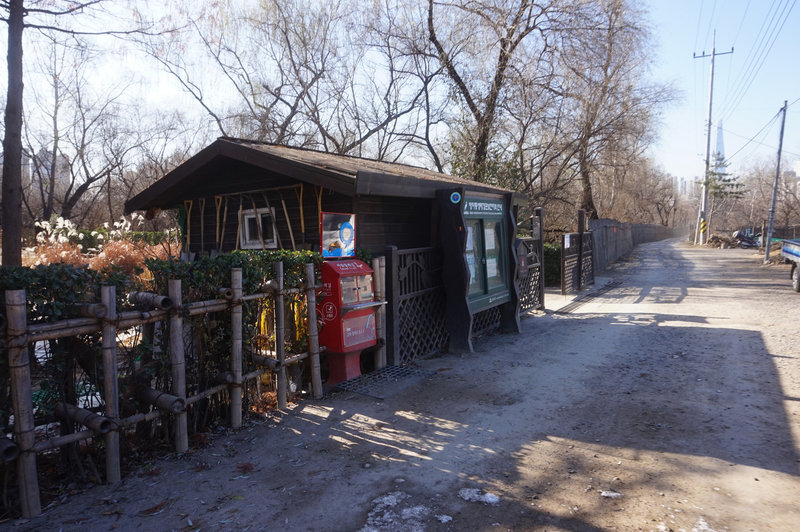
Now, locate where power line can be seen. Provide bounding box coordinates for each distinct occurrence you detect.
[703,0,719,51]
[694,0,706,53]
[719,0,784,118]
[719,0,782,117]
[723,112,781,163]
[724,0,752,97]
[732,0,752,44]
[719,0,796,121]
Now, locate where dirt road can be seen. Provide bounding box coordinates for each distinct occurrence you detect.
[19,239,800,531]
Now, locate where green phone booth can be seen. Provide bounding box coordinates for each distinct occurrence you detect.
[437,189,521,353]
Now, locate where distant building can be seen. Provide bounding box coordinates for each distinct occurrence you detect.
[28,147,70,186]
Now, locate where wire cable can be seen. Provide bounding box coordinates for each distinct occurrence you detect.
[723,111,781,164]
[720,0,796,120]
[719,0,783,118]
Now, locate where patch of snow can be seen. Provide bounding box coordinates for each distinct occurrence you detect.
[691,517,718,532]
[401,505,430,520]
[458,488,500,505]
[436,514,453,523]
[372,491,406,507]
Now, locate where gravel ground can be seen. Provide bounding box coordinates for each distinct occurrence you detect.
[12,238,800,531]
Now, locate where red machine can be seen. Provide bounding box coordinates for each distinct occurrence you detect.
[317,259,381,385]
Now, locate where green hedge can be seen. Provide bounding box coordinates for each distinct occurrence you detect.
[543,243,561,287]
[0,250,323,433]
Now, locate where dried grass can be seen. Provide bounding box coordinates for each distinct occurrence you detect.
[28,239,178,276]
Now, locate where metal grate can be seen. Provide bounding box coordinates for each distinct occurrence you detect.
[562,231,594,294]
[555,280,623,314]
[333,365,435,400]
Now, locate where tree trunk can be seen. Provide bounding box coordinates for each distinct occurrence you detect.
[2,0,25,266]
[578,142,599,220]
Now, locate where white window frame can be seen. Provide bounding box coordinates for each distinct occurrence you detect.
[239,207,278,249]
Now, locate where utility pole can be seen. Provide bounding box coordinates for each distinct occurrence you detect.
[693,32,733,245]
[764,100,788,263]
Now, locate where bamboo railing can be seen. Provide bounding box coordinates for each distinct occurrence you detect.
[2,263,323,518]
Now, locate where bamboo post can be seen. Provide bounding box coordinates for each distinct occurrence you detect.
[101,285,121,484]
[231,268,243,429]
[137,388,186,414]
[71,303,107,319]
[128,291,173,310]
[54,403,112,434]
[6,289,40,517]
[169,280,188,452]
[252,354,281,371]
[372,257,387,369]
[275,262,287,410]
[305,263,323,399]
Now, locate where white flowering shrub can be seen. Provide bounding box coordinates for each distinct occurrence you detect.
[35,217,83,249]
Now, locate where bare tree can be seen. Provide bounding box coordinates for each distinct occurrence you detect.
[557,0,671,220]
[427,0,559,182]
[1,0,162,265]
[21,33,142,227]
[141,0,433,161]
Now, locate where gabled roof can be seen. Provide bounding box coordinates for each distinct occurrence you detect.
[125,137,523,213]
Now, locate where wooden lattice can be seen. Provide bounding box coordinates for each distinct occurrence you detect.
[472,306,501,337]
[397,289,448,365]
[517,238,543,312]
[395,248,449,363]
[581,234,594,287]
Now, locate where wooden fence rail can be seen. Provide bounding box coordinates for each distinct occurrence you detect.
[2,262,322,518]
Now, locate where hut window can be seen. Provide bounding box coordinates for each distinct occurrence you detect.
[240,207,278,249]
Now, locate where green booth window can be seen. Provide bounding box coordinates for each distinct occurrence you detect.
[463,196,510,311]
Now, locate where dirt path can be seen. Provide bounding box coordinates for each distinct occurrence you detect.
[17,239,800,531]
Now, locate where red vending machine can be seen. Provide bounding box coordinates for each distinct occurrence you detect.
[318,259,381,385]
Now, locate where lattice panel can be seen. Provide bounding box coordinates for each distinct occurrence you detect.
[472,306,501,337]
[581,252,594,287]
[519,267,542,312]
[397,288,449,365]
[398,248,442,295]
[562,254,580,294]
[581,232,594,287]
[517,238,543,312]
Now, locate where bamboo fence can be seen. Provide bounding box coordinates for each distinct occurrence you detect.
[2,263,325,518]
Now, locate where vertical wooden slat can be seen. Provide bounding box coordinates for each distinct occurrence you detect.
[372,256,387,369]
[577,209,585,291]
[6,289,40,517]
[383,245,400,365]
[535,207,545,310]
[101,285,120,484]
[305,263,323,399]
[275,262,287,410]
[168,280,188,452]
[231,268,243,429]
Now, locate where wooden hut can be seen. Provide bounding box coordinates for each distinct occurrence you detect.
[125,137,532,363]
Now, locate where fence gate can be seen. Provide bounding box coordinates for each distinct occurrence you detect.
[561,210,594,295]
[517,207,545,312]
[384,246,449,365]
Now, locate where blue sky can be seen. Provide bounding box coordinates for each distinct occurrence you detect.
[647,0,800,180]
